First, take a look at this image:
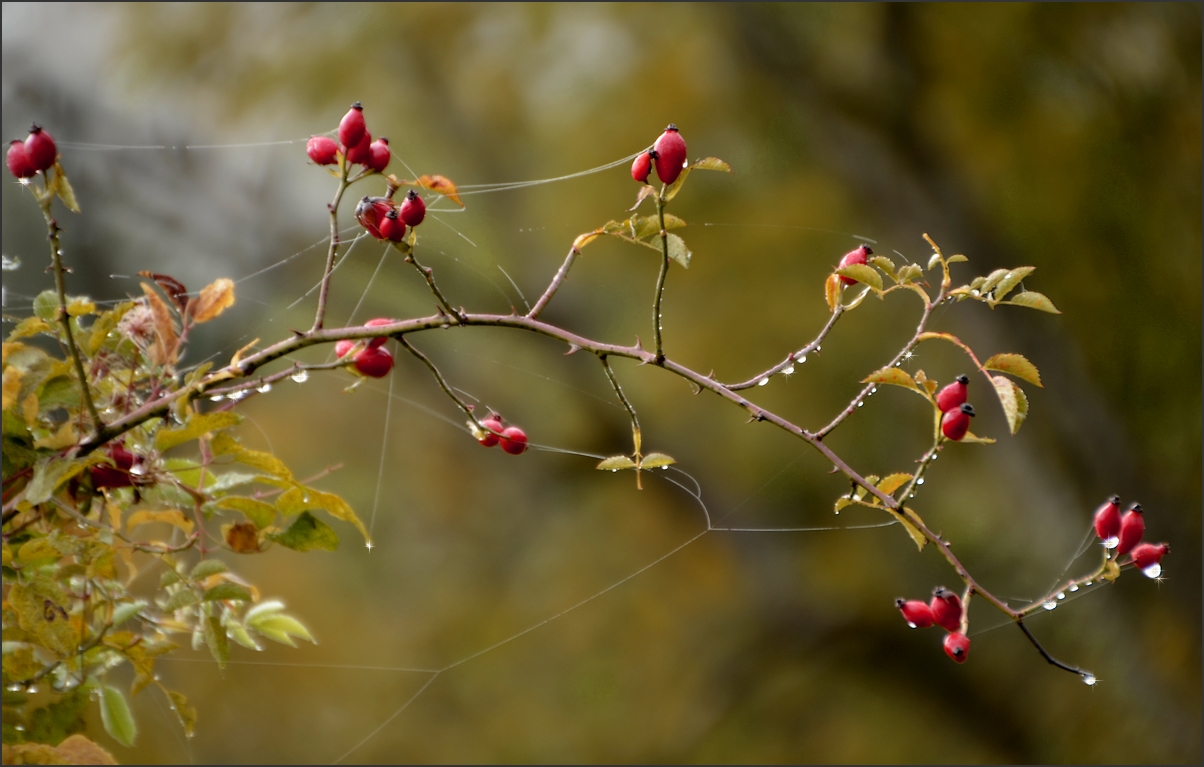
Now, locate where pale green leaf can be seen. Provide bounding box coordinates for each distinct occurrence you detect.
[991,266,1035,301]
[639,452,676,469]
[162,589,198,613]
[596,455,638,471]
[666,233,691,268]
[25,457,92,505]
[155,411,244,452]
[202,583,252,602]
[249,613,316,647]
[991,375,1027,434]
[111,601,146,627]
[267,511,339,552]
[979,268,1010,294]
[663,166,692,201]
[927,253,942,271]
[203,616,229,670]
[190,559,229,580]
[1004,291,1061,314]
[983,353,1043,387]
[835,264,883,291]
[100,686,136,747]
[690,156,732,172]
[215,496,276,528]
[946,254,968,264]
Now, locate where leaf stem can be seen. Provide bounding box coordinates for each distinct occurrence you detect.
[311,164,351,332]
[652,193,670,363]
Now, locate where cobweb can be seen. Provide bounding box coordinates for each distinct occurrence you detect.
[9,136,1114,764]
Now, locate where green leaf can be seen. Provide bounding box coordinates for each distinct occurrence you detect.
[834,264,883,291]
[215,496,276,528]
[203,616,229,670]
[162,589,198,613]
[190,559,229,580]
[927,253,942,271]
[869,256,896,280]
[663,166,692,201]
[24,457,90,505]
[990,266,1035,301]
[983,353,1043,387]
[202,583,251,602]
[1003,291,1061,314]
[167,690,197,738]
[247,613,316,648]
[295,486,367,542]
[51,164,81,213]
[99,686,136,747]
[33,290,60,322]
[690,157,732,172]
[111,601,146,627]
[862,366,923,394]
[896,263,924,284]
[991,375,1027,434]
[877,473,914,497]
[946,254,968,264]
[639,452,676,469]
[596,455,637,471]
[629,215,660,240]
[979,268,1010,294]
[267,511,339,552]
[666,233,691,268]
[894,507,928,551]
[155,411,244,452]
[210,433,294,479]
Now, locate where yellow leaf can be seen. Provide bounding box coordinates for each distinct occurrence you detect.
[690,156,733,172]
[6,317,53,341]
[877,473,914,496]
[834,264,883,291]
[2,365,22,411]
[573,230,601,251]
[825,273,842,314]
[639,452,676,469]
[66,297,96,316]
[141,282,179,367]
[128,509,195,535]
[188,278,236,323]
[983,353,1042,387]
[34,421,78,450]
[408,174,463,207]
[596,455,638,471]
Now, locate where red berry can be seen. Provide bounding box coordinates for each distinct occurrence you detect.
[364,318,394,348]
[936,375,970,413]
[353,346,394,378]
[366,137,391,172]
[345,131,372,165]
[338,102,366,149]
[896,598,935,629]
[6,140,35,178]
[478,416,504,448]
[306,135,338,165]
[500,426,528,455]
[355,196,394,239]
[929,587,963,632]
[837,245,873,285]
[379,209,407,242]
[941,403,975,441]
[1116,503,1145,556]
[335,340,357,359]
[943,632,971,664]
[1092,494,1122,547]
[1130,542,1169,575]
[653,125,687,185]
[399,190,426,227]
[631,151,653,184]
[24,124,56,172]
[89,444,136,490]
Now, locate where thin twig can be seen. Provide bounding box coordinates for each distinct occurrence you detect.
[652,193,671,363]
[1016,620,1093,680]
[727,304,845,390]
[397,337,480,427]
[527,246,579,319]
[405,250,462,322]
[310,163,351,332]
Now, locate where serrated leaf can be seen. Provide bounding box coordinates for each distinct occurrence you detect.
[1004,291,1061,314]
[156,411,244,452]
[896,263,924,284]
[869,256,897,279]
[203,616,229,669]
[639,452,676,469]
[979,268,1010,294]
[248,613,316,648]
[99,686,136,747]
[992,375,1027,434]
[267,511,339,552]
[33,290,60,322]
[188,278,235,324]
[983,353,1043,387]
[141,282,179,367]
[666,233,691,268]
[202,583,251,602]
[210,432,293,479]
[629,184,657,211]
[596,455,638,471]
[946,254,968,264]
[628,214,659,240]
[50,163,81,213]
[877,473,913,496]
[291,486,367,541]
[825,273,842,314]
[6,316,54,341]
[663,166,692,201]
[215,496,276,528]
[990,266,1035,301]
[834,264,883,291]
[167,690,197,738]
[960,431,996,444]
[927,253,942,271]
[190,559,229,580]
[127,510,195,535]
[162,589,198,613]
[690,156,732,172]
[862,367,922,393]
[894,507,928,551]
[834,497,853,513]
[8,580,77,657]
[159,570,182,588]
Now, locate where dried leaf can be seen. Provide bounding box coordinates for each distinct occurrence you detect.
[408,174,462,207]
[51,163,81,213]
[167,691,197,738]
[223,521,261,553]
[51,734,116,765]
[573,230,602,251]
[1004,291,1061,314]
[825,273,842,314]
[141,282,179,367]
[983,353,1043,387]
[138,272,189,313]
[629,184,657,211]
[188,278,235,324]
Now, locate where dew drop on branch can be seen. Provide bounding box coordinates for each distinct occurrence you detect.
[758,378,769,387]
[1043,600,1057,611]
[1142,564,1162,579]
[1103,536,1119,549]
[209,394,225,402]
[257,382,272,393]
[1057,591,1067,600]
[1069,584,1080,592]
[1082,673,1097,686]
[783,365,795,375]
[291,370,309,383]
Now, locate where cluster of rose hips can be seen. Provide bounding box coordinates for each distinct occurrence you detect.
[6,124,57,179]
[631,125,688,186]
[355,190,425,242]
[935,374,975,441]
[1091,495,1169,576]
[896,587,971,663]
[306,102,392,173]
[335,318,396,378]
[473,414,528,456]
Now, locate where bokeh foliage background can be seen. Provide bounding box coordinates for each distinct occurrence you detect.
[3,2,1200,763]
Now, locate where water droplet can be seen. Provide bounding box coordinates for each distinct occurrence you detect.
[815,345,821,352]
[130,465,145,476]
[757,378,769,387]
[907,622,917,629]
[154,675,160,681]
[1083,580,1092,587]
[209,394,225,402]
[796,354,807,363]
[834,509,840,515]
[661,465,669,470]
[291,370,309,383]
[1141,563,1162,579]
[26,686,38,695]
[1043,600,1057,611]
[1082,673,1097,686]
[6,684,21,692]
[856,401,864,408]
[1057,591,1067,600]
[1103,536,1119,549]
[970,289,980,297]
[229,390,247,401]
[782,365,795,375]
[15,725,25,732]
[257,382,272,393]
[302,494,310,503]
[611,469,618,473]
[930,453,938,461]
[870,387,878,394]
[1069,584,1080,592]
[916,478,925,485]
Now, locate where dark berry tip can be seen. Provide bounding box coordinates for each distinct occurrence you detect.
[895,598,906,607]
[351,102,363,110]
[385,209,399,219]
[407,189,418,200]
[956,374,969,384]
[1129,503,1143,513]
[666,124,678,131]
[379,137,389,143]
[933,586,951,597]
[648,149,659,159]
[862,245,873,255]
[1109,494,1121,503]
[29,124,42,133]
[960,403,975,416]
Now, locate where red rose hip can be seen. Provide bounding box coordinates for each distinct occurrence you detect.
[335,340,357,359]
[500,426,528,455]
[929,587,963,632]
[631,151,653,184]
[1092,494,1122,548]
[24,124,57,172]
[6,140,35,178]
[1130,542,1169,578]
[338,102,366,149]
[379,209,406,242]
[1115,503,1145,556]
[399,190,426,227]
[943,632,971,663]
[366,137,391,172]
[353,346,394,378]
[941,403,975,441]
[837,245,873,285]
[936,375,970,413]
[652,125,687,185]
[478,417,504,448]
[306,135,338,165]
[345,131,372,165]
[89,444,137,490]
[364,318,394,348]
[356,196,394,239]
[896,598,935,629]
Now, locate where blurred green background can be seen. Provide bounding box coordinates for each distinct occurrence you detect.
[3,3,1200,763]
